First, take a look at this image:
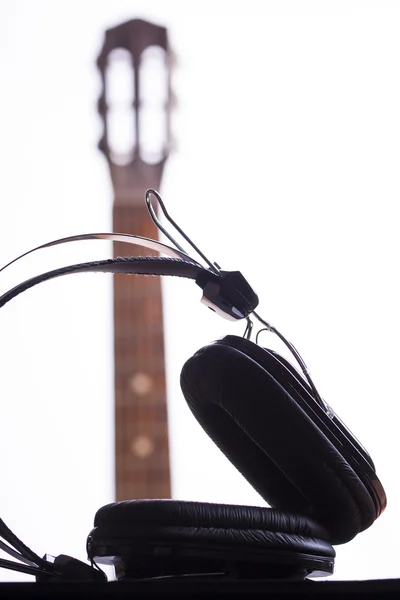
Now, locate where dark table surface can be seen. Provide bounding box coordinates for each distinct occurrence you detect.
[1,578,400,599]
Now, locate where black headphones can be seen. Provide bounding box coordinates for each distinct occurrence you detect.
[0,189,387,581]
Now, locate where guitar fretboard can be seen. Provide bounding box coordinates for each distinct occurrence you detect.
[113,201,171,501]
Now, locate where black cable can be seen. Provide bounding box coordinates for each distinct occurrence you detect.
[0,539,38,566]
[0,557,53,578]
[0,518,48,570]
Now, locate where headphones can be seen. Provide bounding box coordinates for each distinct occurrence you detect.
[0,189,387,581]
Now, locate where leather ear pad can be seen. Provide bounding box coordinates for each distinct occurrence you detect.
[88,499,335,563]
[180,337,378,545]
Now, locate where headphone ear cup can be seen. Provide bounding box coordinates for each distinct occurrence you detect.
[180,337,377,545]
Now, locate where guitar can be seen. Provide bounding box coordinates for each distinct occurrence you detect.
[96,19,172,501]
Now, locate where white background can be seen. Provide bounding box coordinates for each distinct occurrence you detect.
[0,0,399,582]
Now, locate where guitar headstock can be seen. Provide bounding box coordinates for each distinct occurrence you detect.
[97,19,172,201]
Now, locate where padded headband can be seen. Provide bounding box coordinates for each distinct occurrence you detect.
[0,232,258,320]
[0,256,201,309]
